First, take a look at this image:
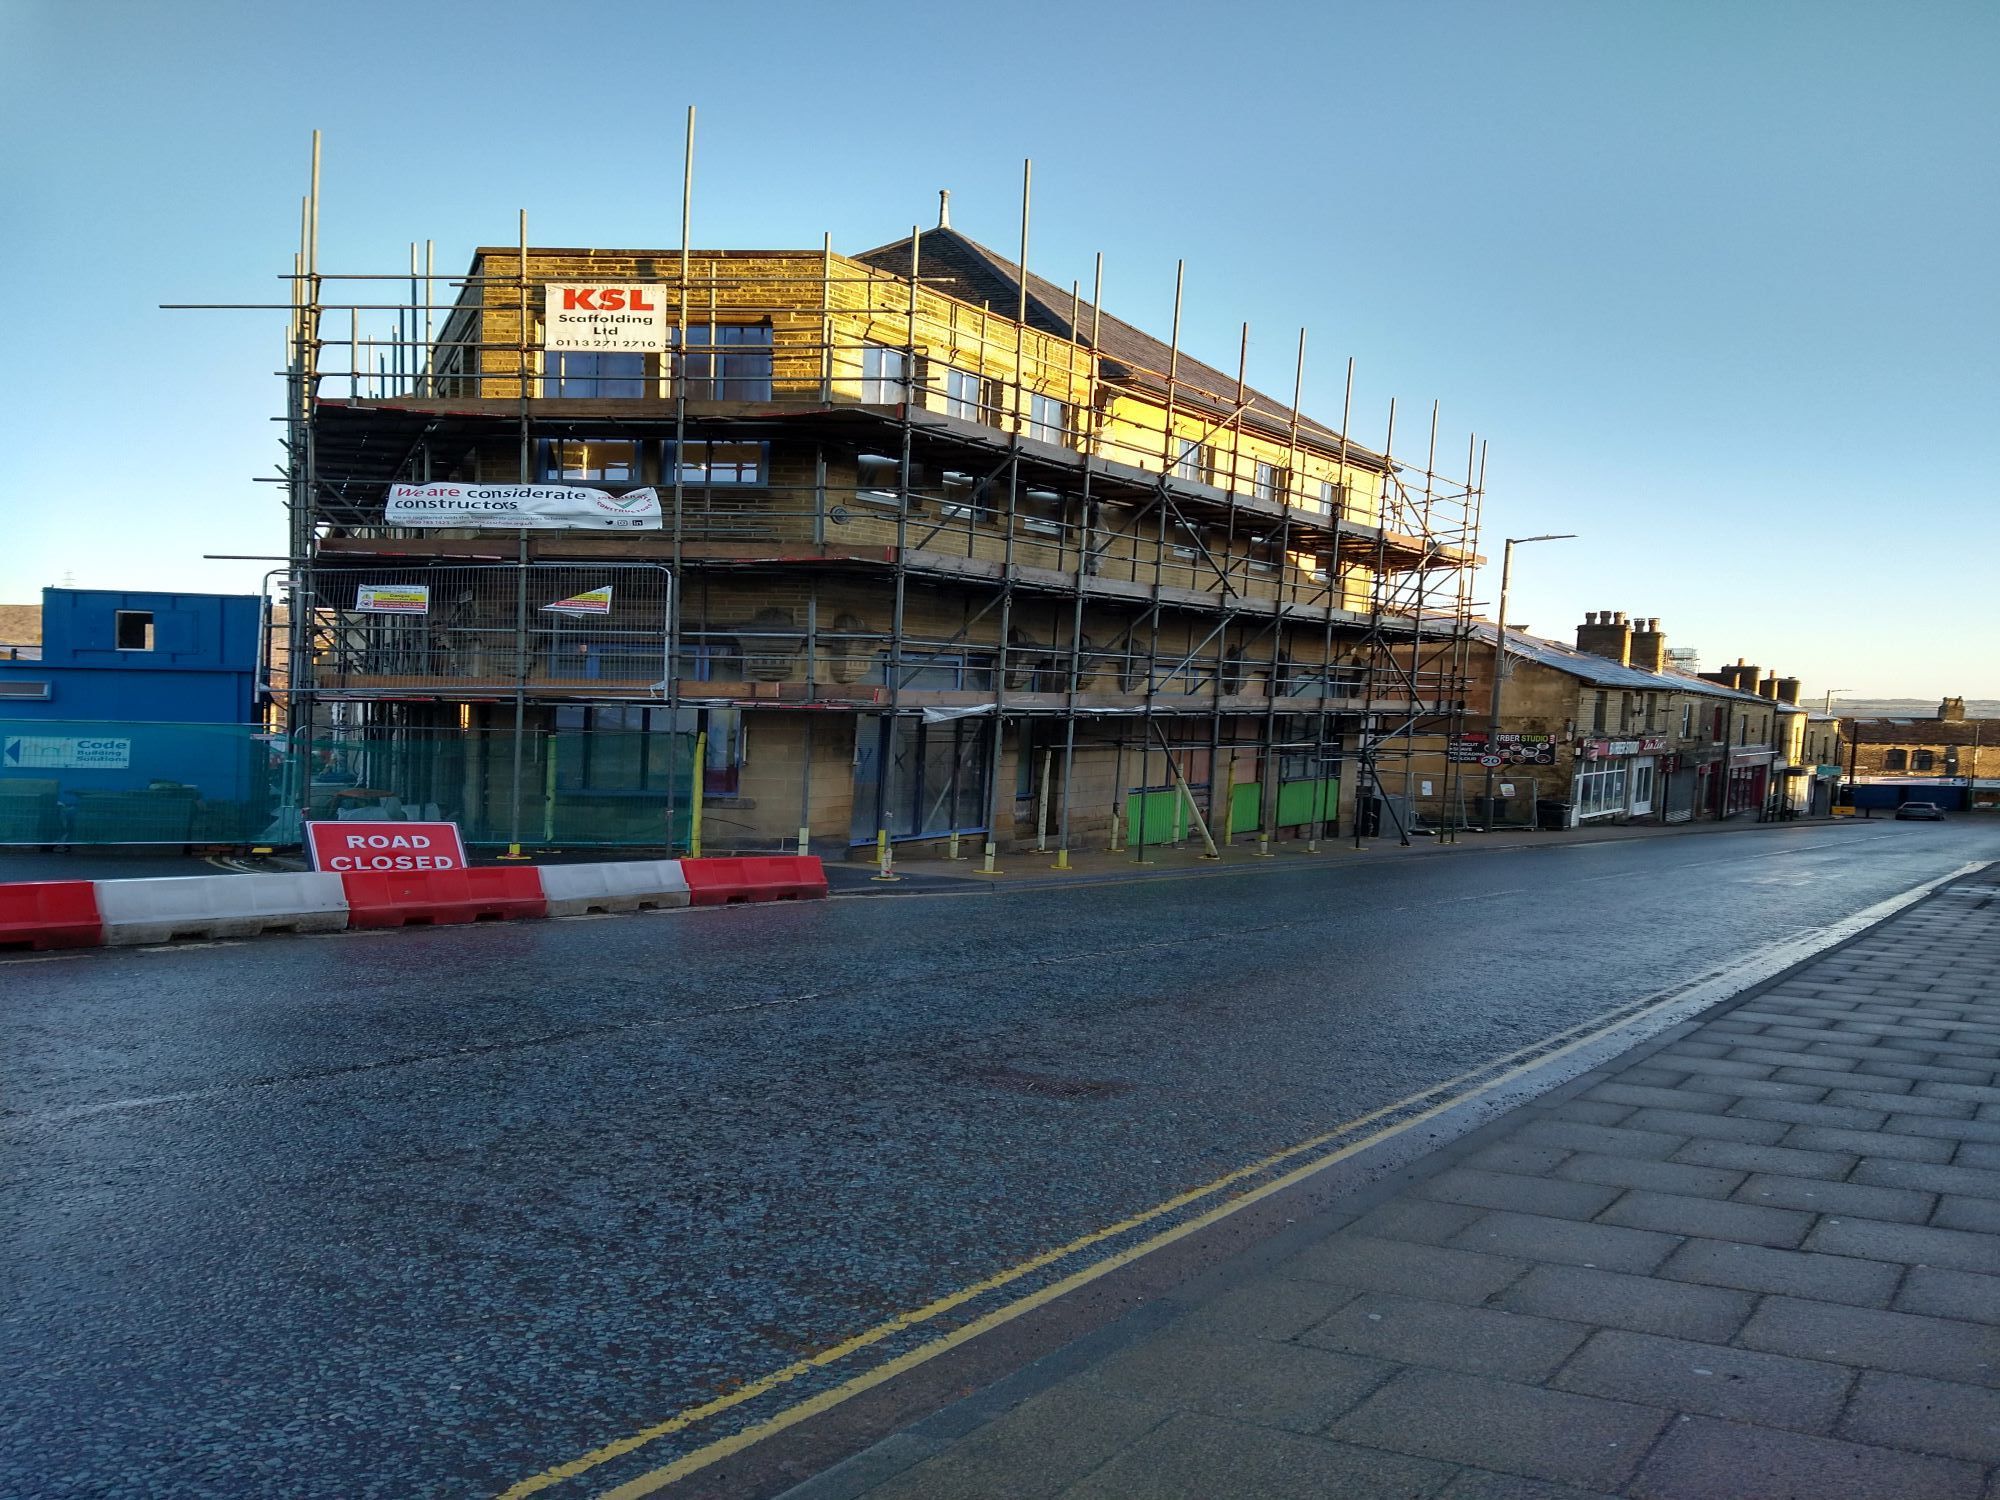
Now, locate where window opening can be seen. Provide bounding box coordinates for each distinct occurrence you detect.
[115,611,155,651]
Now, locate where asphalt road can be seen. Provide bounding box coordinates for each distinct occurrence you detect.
[5,820,1998,1499]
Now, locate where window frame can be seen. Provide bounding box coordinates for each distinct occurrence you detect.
[858,344,910,405]
[537,437,646,484]
[1026,393,1068,446]
[542,350,649,399]
[668,440,768,487]
[943,367,995,424]
[677,322,774,401]
[115,610,155,652]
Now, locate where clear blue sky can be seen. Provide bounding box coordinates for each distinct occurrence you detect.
[2,0,1993,698]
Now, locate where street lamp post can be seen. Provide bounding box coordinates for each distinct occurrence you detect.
[1822,687,1848,715]
[1484,534,1577,829]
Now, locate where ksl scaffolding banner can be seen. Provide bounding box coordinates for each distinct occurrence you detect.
[385,483,663,530]
[544,284,671,352]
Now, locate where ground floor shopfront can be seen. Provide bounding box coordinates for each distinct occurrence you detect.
[1571,737,1670,824]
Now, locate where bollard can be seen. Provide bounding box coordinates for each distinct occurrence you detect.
[980,839,1000,876]
[871,827,901,882]
[797,825,810,857]
[1054,845,1071,871]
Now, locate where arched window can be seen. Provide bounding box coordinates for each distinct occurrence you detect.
[1884,749,1908,771]
[1913,750,1934,771]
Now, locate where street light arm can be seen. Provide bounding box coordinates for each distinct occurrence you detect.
[1483,533,1578,828]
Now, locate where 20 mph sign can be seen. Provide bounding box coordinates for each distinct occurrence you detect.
[305,821,469,873]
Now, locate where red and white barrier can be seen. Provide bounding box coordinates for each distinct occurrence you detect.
[96,872,350,946]
[0,855,823,951]
[538,859,692,916]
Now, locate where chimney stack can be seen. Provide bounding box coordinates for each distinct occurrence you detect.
[1758,673,1780,700]
[1576,611,1633,667]
[1777,676,1801,705]
[1629,616,1668,673]
[1940,696,1966,722]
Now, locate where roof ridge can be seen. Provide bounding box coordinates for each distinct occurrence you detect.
[854,226,1376,460]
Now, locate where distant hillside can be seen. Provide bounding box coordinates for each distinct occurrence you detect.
[1835,699,2000,719]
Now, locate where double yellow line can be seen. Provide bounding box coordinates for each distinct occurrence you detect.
[501,979,1702,1499]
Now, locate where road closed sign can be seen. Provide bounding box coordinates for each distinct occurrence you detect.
[306,821,469,873]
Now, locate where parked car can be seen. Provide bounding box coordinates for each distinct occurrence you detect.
[1894,801,1945,821]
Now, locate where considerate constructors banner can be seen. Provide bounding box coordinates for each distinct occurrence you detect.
[385,483,662,530]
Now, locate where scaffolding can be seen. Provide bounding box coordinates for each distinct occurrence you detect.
[184,123,1483,857]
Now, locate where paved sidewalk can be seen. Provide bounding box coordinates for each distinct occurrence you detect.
[827,814,1861,895]
[792,871,2000,1499]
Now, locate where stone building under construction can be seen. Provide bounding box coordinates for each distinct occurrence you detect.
[275,157,1482,859]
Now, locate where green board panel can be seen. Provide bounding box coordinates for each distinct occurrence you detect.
[1226,777,1340,835]
[1276,777,1340,828]
[1124,788,1186,845]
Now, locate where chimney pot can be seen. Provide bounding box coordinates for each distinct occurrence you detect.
[938,189,952,229]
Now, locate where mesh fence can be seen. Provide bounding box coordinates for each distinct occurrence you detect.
[0,720,695,848]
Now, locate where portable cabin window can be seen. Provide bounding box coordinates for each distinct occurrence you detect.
[543,351,647,398]
[1026,394,1068,445]
[677,323,773,400]
[1884,748,1908,770]
[669,441,766,486]
[0,680,51,699]
[858,345,909,404]
[539,438,643,483]
[115,611,155,651]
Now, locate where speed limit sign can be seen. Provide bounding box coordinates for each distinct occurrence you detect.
[1479,754,1504,767]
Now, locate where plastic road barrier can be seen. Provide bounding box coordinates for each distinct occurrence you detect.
[680,856,829,906]
[340,867,548,927]
[0,880,104,950]
[94,872,352,946]
[538,860,692,916]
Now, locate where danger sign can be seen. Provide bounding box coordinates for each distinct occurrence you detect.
[305,821,469,873]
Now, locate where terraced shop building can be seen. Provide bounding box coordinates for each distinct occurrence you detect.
[286,215,1480,857]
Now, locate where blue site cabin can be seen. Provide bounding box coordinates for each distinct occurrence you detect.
[0,588,269,842]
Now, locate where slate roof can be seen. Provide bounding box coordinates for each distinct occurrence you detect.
[1474,621,1773,704]
[853,227,1383,467]
[1847,717,2000,745]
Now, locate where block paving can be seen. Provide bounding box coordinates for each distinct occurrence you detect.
[798,874,2000,1499]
